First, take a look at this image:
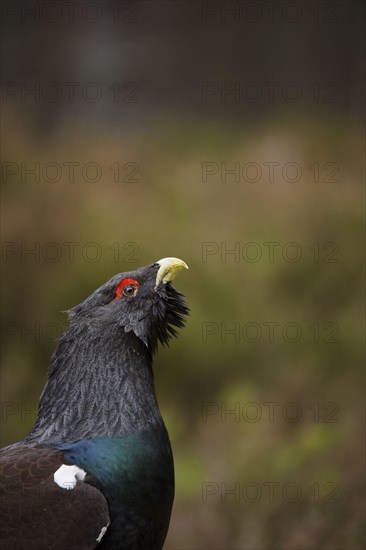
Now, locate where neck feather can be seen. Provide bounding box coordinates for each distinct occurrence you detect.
[25,321,163,445]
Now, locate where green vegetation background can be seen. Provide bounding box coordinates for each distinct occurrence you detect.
[2,112,364,549]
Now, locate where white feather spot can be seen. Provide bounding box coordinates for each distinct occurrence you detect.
[53,464,86,490]
[96,524,109,543]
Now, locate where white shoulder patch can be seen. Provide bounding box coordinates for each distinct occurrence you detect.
[53,464,86,490]
[96,524,109,543]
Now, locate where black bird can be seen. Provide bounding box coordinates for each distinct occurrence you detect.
[0,258,189,550]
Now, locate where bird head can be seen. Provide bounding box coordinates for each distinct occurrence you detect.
[67,258,189,352]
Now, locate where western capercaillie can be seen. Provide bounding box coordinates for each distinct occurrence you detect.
[0,258,189,550]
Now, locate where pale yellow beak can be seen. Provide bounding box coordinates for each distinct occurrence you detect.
[155,257,189,288]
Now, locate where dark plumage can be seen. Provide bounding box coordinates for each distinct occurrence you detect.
[0,258,189,549]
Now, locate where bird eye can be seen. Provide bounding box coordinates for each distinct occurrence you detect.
[114,278,140,300]
[123,285,138,297]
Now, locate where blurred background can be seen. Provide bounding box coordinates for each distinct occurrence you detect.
[1,1,364,548]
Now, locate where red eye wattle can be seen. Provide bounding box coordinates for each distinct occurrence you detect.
[114,278,140,300]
